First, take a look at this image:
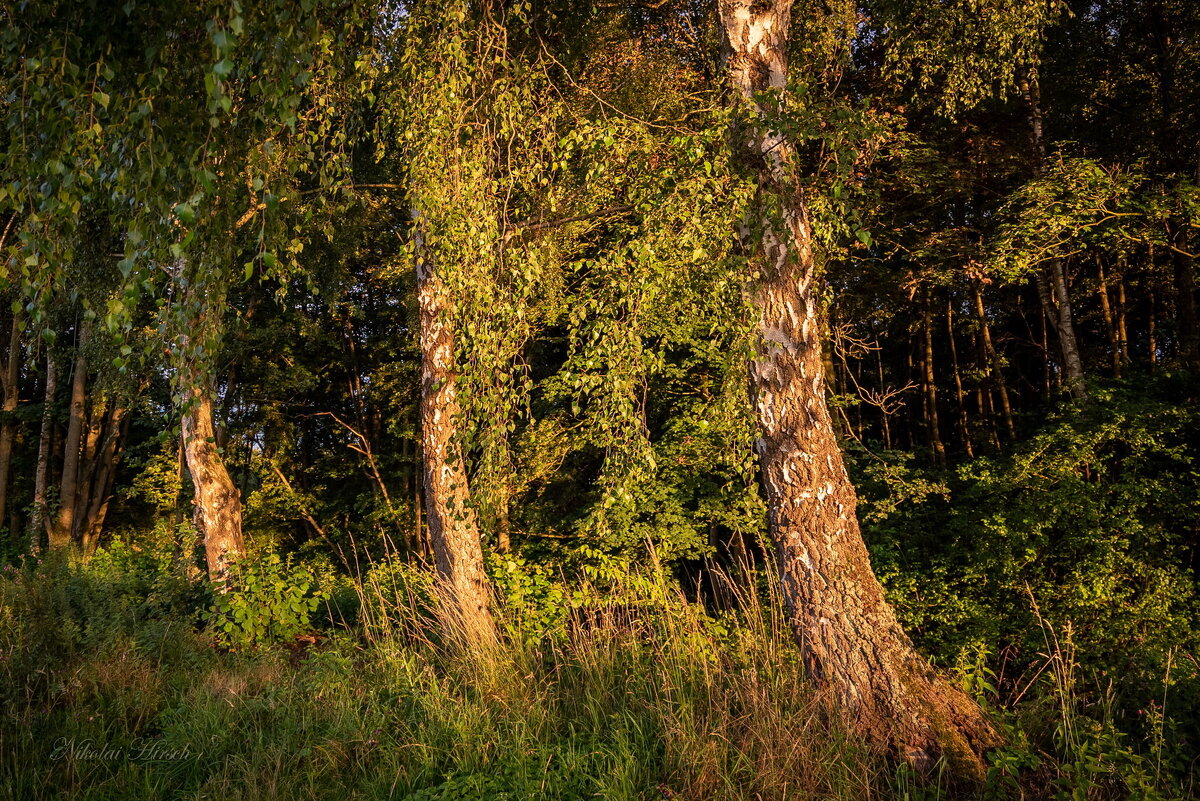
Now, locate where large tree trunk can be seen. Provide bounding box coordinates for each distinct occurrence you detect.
[50,336,88,549]
[414,213,494,642]
[0,314,21,530]
[720,0,996,779]
[182,386,244,584]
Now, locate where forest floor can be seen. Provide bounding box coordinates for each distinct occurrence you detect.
[0,552,1194,800]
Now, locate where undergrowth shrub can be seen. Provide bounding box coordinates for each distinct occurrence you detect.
[205,551,326,648]
[853,378,1200,754]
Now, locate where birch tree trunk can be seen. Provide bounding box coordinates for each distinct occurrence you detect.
[719,0,996,778]
[414,214,494,642]
[182,386,244,584]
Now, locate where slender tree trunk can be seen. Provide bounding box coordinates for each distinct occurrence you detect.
[904,341,917,450]
[414,212,494,641]
[1048,261,1087,398]
[72,399,105,543]
[1096,257,1120,376]
[1148,286,1159,366]
[720,0,996,778]
[920,296,945,465]
[80,404,127,556]
[946,299,974,458]
[401,434,416,555]
[971,286,1015,441]
[875,345,893,449]
[1172,236,1198,364]
[1115,273,1129,370]
[1021,68,1087,400]
[28,352,56,551]
[182,386,244,584]
[0,315,21,528]
[51,335,88,549]
[972,324,1001,449]
[496,487,512,554]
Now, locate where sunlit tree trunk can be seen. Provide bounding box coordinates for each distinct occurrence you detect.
[414,213,494,642]
[182,385,244,584]
[720,0,996,778]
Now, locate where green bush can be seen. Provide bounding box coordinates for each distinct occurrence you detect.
[205,552,325,648]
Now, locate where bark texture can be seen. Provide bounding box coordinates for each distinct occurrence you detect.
[414,215,495,641]
[720,0,997,779]
[182,387,244,583]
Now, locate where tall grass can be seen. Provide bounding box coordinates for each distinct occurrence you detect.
[0,548,1193,799]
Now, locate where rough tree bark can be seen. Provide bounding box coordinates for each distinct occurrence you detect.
[414,213,495,642]
[182,385,244,584]
[719,0,997,778]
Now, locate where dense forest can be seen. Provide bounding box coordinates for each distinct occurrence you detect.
[1,0,1198,798]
